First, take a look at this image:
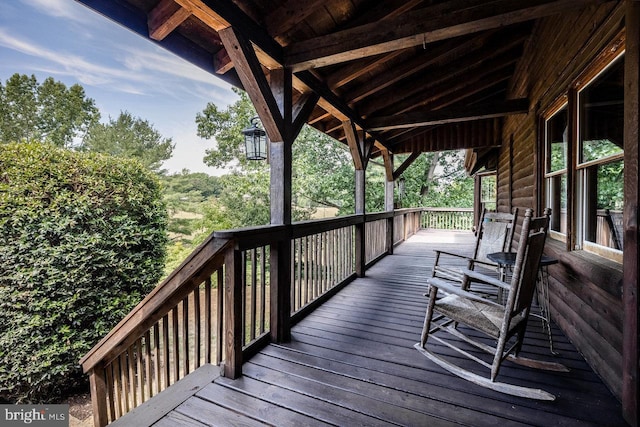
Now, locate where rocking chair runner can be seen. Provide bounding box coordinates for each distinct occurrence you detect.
[415,208,568,400]
[431,208,518,289]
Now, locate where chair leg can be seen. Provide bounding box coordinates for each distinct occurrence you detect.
[420,286,438,347]
[491,331,509,381]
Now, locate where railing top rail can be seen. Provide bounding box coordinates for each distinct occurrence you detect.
[423,207,474,212]
[80,208,431,372]
[80,234,231,373]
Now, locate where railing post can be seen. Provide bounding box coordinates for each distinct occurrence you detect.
[385,179,395,255]
[89,368,108,427]
[270,230,291,342]
[224,247,243,379]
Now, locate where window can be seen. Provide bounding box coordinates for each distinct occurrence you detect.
[480,173,496,212]
[577,55,624,258]
[544,104,568,238]
[540,43,624,263]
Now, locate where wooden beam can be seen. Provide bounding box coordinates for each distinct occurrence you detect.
[367,99,529,131]
[285,0,611,71]
[393,152,421,180]
[343,120,364,170]
[292,92,320,138]
[148,0,191,41]
[623,2,639,425]
[218,27,284,142]
[213,49,233,74]
[381,148,394,181]
[360,41,523,117]
[265,0,328,40]
[174,0,229,30]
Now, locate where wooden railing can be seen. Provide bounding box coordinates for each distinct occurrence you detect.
[79,235,230,425]
[80,209,425,426]
[421,207,474,231]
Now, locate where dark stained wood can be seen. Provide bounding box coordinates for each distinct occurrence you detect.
[284,0,609,70]
[224,249,243,378]
[79,236,230,373]
[218,26,284,142]
[623,1,640,424]
[367,98,529,131]
[142,230,624,427]
[89,368,109,427]
[501,1,626,406]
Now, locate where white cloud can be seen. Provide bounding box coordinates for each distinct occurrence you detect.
[21,0,88,22]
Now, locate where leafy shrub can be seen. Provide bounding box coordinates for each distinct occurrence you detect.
[0,142,168,402]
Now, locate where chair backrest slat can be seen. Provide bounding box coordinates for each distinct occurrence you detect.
[473,208,518,263]
[504,209,550,317]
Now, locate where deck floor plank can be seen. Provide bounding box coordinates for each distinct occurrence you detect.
[152,230,624,427]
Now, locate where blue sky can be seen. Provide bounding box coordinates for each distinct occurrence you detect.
[0,0,240,174]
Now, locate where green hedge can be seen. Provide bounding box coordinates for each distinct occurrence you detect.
[0,143,168,402]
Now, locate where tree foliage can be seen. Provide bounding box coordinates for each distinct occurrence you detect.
[398,151,474,208]
[0,142,168,402]
[82,111,174,172]
[0,74,99,147]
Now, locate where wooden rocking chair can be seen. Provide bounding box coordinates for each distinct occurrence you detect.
[414,209,568,400]
[431,208,518,289]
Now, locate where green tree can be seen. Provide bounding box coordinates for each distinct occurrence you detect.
[0,142,168,402]
[397,151,473,208]
[197,91,339,223]
[83,111,174,172]
[0,74,99,147]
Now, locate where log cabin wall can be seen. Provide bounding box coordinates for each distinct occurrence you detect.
[500,2,625,400]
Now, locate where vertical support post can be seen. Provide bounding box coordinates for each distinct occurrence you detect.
[355,169,366,276]
[224,248,243,379]
[385,179,395,255]
[269,67,293,343]
[383,151,395,255]
[623,1,639,424]
[89,367,109,427]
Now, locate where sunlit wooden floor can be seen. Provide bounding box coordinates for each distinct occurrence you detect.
[121,230,625,426]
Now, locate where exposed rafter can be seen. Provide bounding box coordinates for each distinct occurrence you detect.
[285,0,611,71]
[367,99,529,131]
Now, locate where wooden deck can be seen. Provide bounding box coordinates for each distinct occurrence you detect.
[118,230,624,426]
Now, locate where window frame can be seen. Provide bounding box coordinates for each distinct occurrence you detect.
[543,100,569,242]
[538,33,624,263]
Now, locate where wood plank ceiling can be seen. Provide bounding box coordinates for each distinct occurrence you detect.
[77,0,612,161]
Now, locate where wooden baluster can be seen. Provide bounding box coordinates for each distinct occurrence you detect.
[217,268,224,366]
[261,246,267,333]
[205,277,212,365]
[144,330,152,400]
[241,251,247,346]
[194,286,201,369]
[112,358,122,419]
[250,248,257,341]
[127,345,137,409]
[119,353,129,413]
[305,236,311,301]
[135,338,144,405]
[172,307,179,383]
[105,364,115,423]
[162,315,170,390]
[182,297,190,376]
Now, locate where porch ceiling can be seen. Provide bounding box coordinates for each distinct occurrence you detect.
[75,0,611,158]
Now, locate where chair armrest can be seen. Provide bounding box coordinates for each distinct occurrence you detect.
[434,249,472,260]
[461,269,511,290]
[467,258,497,268]
[427,277,504,308]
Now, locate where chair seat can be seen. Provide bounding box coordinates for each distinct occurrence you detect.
[435,294,526,339]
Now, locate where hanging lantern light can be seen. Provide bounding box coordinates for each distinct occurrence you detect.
[242,116,268,160]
